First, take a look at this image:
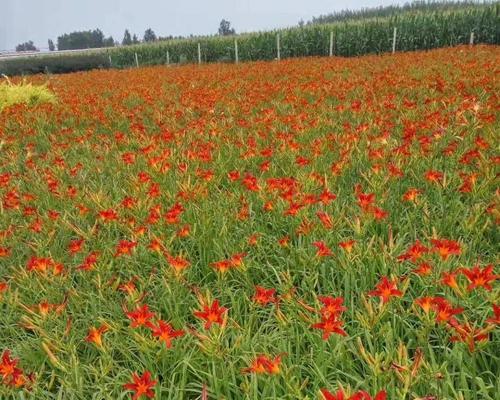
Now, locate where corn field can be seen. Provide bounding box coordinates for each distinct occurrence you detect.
[1,3,499,75]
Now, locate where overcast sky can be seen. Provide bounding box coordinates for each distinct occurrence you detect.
[1,0,405,51]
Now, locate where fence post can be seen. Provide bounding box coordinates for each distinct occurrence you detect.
[108,55,112,67]
[198,43,201,64]
[276,33,281,61]
[329,31,334,57]
[134,52,139,67]
[166,50,170,65]
[392,27,397,54]
[234,39,239,64]
[469,31,474,45]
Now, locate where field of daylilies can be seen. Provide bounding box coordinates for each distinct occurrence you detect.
[0,45,499,399]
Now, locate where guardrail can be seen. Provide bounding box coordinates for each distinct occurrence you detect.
[0,47,113,60]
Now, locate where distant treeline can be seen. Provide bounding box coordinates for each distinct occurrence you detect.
[41,20,235,51]
[57,29,115,50]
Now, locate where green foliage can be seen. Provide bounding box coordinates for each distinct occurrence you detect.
[310,0,494,24]
[57,29,115,50]
[143,28,157,43]
[0,52,110,75]
[122,30,132,46]
[219,19,236,36]
[15,41,38,52]
[0,77,55,112]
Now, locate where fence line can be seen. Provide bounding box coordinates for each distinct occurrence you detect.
[0,26,489,75]
[1,27,483,63]
[0,47,115,60]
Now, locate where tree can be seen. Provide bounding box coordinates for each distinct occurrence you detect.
[48,39,55,51]
[218,19,235,36]
[122,29,132,46]
[103,36,115,47]
[132,34,140,44]
[143,28,157,42]
[57,29,106,50]
[16,41,38,52]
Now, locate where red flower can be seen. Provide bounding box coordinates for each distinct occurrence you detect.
[369,277,402,304]
[115,240,137,257]
[27,256,53,273]
[242,355,269,374]
[99,209,119,222]
[397,240,428,263]
[486,304,500,325]
[413,262,433,276]
[459,264,498,291]
[415,296,434,314]
[313,241,333,257]
[253,286,277,306]
[432,297,463,325]
[151,320,185,348]
[321,389,386,400]
[318,296,347,318]
[166,253,190,274]
[339,240,356,253]
[230,252,247,267]
[123,371,157,400]
[312,315,347,340]
[0,247,10,258]
[321,388,344,400]
[317,211,334,229]
[278,236,290,247]
[0,350,18,381]
[357,192,375,210]
[68,238,85,255]
[85,325,108,347]
[284,201,304,216]
[449,322,490,352]
[371,207,388,220]
[402,188,421,202]
[350,390,387,400]
[242,173,259,192]
[431,239,461,260]
[119,277,137,295]
[0,281,8,298]
[210,259,232,273]
[440,271,460,291]
[318,189,337,205]
[164,202,184,224]
[77,252,99,271]
[242,355,282,375]
[425,170,443,183]
[228,170,240,181]
[176,224,191,238]
[194,300,227,329]
[126,304,156,330]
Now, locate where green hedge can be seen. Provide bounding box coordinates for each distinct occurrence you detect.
[0,52,110,75]
[1,3,499,75]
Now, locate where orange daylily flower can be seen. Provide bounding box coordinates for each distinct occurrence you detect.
[193,299,227,329]
[123,371,157,400]
[151,320,185,348]
[369,276,403,304]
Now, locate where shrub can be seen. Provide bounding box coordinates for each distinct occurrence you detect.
[0,77,56,112]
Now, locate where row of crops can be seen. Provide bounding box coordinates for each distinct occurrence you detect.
[1,3,499,75]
